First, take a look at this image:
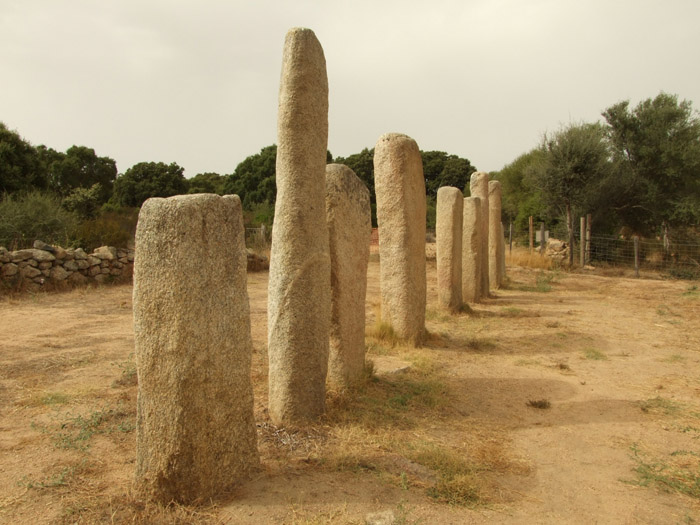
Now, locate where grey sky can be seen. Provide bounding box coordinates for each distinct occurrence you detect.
[2,0,699,177]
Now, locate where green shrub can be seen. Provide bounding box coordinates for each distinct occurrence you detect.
[73,208,138,252]
[0,191,77,249]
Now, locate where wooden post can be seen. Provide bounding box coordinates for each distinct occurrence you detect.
[539,222,545,255]
[585,213,591,264]
[634,236,640,278]
[509,222,513,254]
[529,216,534,253]
[580,216,585,267]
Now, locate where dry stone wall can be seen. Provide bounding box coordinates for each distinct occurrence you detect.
[0,240,134,292]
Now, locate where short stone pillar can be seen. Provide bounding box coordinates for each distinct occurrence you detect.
[488,180,503,289]
[469,172,490,298]
[500,222,507,285]
[374,133,426,344]
[133,194,259,504]
[325,164,372,388]
[436,186,463,311]
[268,27,331,425]
[462,197,482,303]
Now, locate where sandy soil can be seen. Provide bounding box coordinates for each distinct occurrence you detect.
[1,259,699,524]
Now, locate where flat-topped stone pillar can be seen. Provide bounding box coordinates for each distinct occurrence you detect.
[462,196,482,303]
[133,194,258,504]
[469,172,490,298]
[436,186,463,311]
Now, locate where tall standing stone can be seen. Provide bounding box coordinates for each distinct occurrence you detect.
[488,180,503,289]
[268,28,331,425]
[374,133,426,344]
[462,197,482,303]
[436,186,463,311]
[133,194,258,504]
[469,172,490,298]
[500,222,507,286]
[325,164,372,387]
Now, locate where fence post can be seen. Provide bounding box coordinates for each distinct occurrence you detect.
[540,222,545,255]
[509,222,513,254]
[529,216,534,253]
[585,214,591,264]
[580,216,585,267]
[634,236,640,278]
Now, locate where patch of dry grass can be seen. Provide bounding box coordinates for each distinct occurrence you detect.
[506,247,552,270]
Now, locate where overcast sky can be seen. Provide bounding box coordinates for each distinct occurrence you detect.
[2,0,699,177]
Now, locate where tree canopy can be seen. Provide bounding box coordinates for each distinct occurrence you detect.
[112,162,188,208]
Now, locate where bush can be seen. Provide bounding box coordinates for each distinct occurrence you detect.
[73,207,139,252]
[0,191,77,249]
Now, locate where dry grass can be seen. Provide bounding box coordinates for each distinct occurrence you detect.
[506,247,553,270]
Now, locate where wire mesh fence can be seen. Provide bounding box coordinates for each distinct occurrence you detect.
[506,224,700,279]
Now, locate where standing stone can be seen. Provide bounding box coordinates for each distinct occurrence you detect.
[268,27,331,425]
[500,222,507,285]
[462,197,482,303]
[325,164,372,387]
[469,172,490,298]
[374,133,426,343]
[133,194,258,504]
[436,186,463,311]
[488,180,503,289]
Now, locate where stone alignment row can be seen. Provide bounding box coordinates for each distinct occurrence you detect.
[267,27,332,426]
[374,133,427,344]
[133,194,258,504]
[462,197,482,303]
[488,180,504,288]
[436,186,463,311]
[470,172,490,299]
[326,164,372,387]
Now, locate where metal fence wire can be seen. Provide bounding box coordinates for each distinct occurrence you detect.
[508,225,700,279]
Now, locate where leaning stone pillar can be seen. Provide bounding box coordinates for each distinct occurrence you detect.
[462,197,482,303]
[374,133,426,344]
[436,186,463,311]
[133,194,258,504]
[325,164,372,388]
[268,28,331,425]
[469,172,490,298]
[488,180,503,289]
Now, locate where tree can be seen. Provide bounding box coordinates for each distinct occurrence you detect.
[334,148,376,225]
[187,172,226,195]
[602,93,700,236]
[46,145,117,203]
[0,122,46,195]
[223,145,277,207]
[492,148,549,232]
[421,151,476,197]
[112,162,188,207]
[530,122,610,264]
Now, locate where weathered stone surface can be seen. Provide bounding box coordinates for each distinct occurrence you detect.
[325,164,371,387]
[462,197,482,303]
[268,27,331,425]
[33,240,55,253]
[49,265,70,281]
[100,267,110,274]
[2,263,18,277]
[488,180,503,289]
[38,261,52,270]
[12,249,55,263]
[436,186,463,311]
[67,271,88,285]
[53,246,67,260]
[64,260,79,272]
[64,249,75,261]
[73,248,87,260]
[0,247,11,263]
[374,133,426,343]
[469,172,490,298]
[134,193,258,504]
[500,222,507,284]
[93,246,117,260]
[88,265,101,276]
[87,256,101,266]
[94,273,108,283]
[110,268,122,276]
[20,266,41,279]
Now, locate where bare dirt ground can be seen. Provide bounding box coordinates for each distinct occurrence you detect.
[1,257,699,524]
